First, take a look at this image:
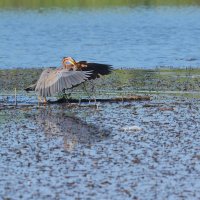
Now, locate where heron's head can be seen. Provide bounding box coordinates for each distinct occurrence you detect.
[62,57,76,66]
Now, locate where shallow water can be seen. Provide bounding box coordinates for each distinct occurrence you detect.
[1,5,200,68]
[1,97,200,199]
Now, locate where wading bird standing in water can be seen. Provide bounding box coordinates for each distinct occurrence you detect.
[25,57,112,103]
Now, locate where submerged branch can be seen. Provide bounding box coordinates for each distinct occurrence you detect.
[53,95,150,104]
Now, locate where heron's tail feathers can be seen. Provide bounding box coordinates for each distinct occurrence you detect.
[24,83,37,92]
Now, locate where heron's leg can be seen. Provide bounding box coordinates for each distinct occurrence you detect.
[38,96,47,105]
[38,96,42,106]
[94,96,97,105]
[38,96,43,102]
[44,97,47,104]
[67,93,71,99]
[78,98,81,106]
[62,88,72,100]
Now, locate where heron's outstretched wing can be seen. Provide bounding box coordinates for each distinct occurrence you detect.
[35,69,91,97]
[79,62,112,79]
[24,68,55,92]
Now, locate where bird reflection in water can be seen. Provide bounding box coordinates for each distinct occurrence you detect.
[35,106,109,151]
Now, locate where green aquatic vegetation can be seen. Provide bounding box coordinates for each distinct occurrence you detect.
[0,68,42,91]
[1,68,200,96]
[0,0,200,9]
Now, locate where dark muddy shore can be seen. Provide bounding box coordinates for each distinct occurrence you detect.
[1,68,200,199]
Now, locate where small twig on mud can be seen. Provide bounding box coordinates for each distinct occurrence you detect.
[15,88,17,106]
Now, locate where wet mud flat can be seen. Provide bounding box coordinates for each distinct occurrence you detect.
[1,95,200,199]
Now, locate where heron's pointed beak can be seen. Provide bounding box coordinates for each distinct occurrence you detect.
[69,58,76,65]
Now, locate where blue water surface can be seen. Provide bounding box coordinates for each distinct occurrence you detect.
[0,6,200,68]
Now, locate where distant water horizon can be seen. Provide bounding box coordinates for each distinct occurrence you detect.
[0,5,200,69]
